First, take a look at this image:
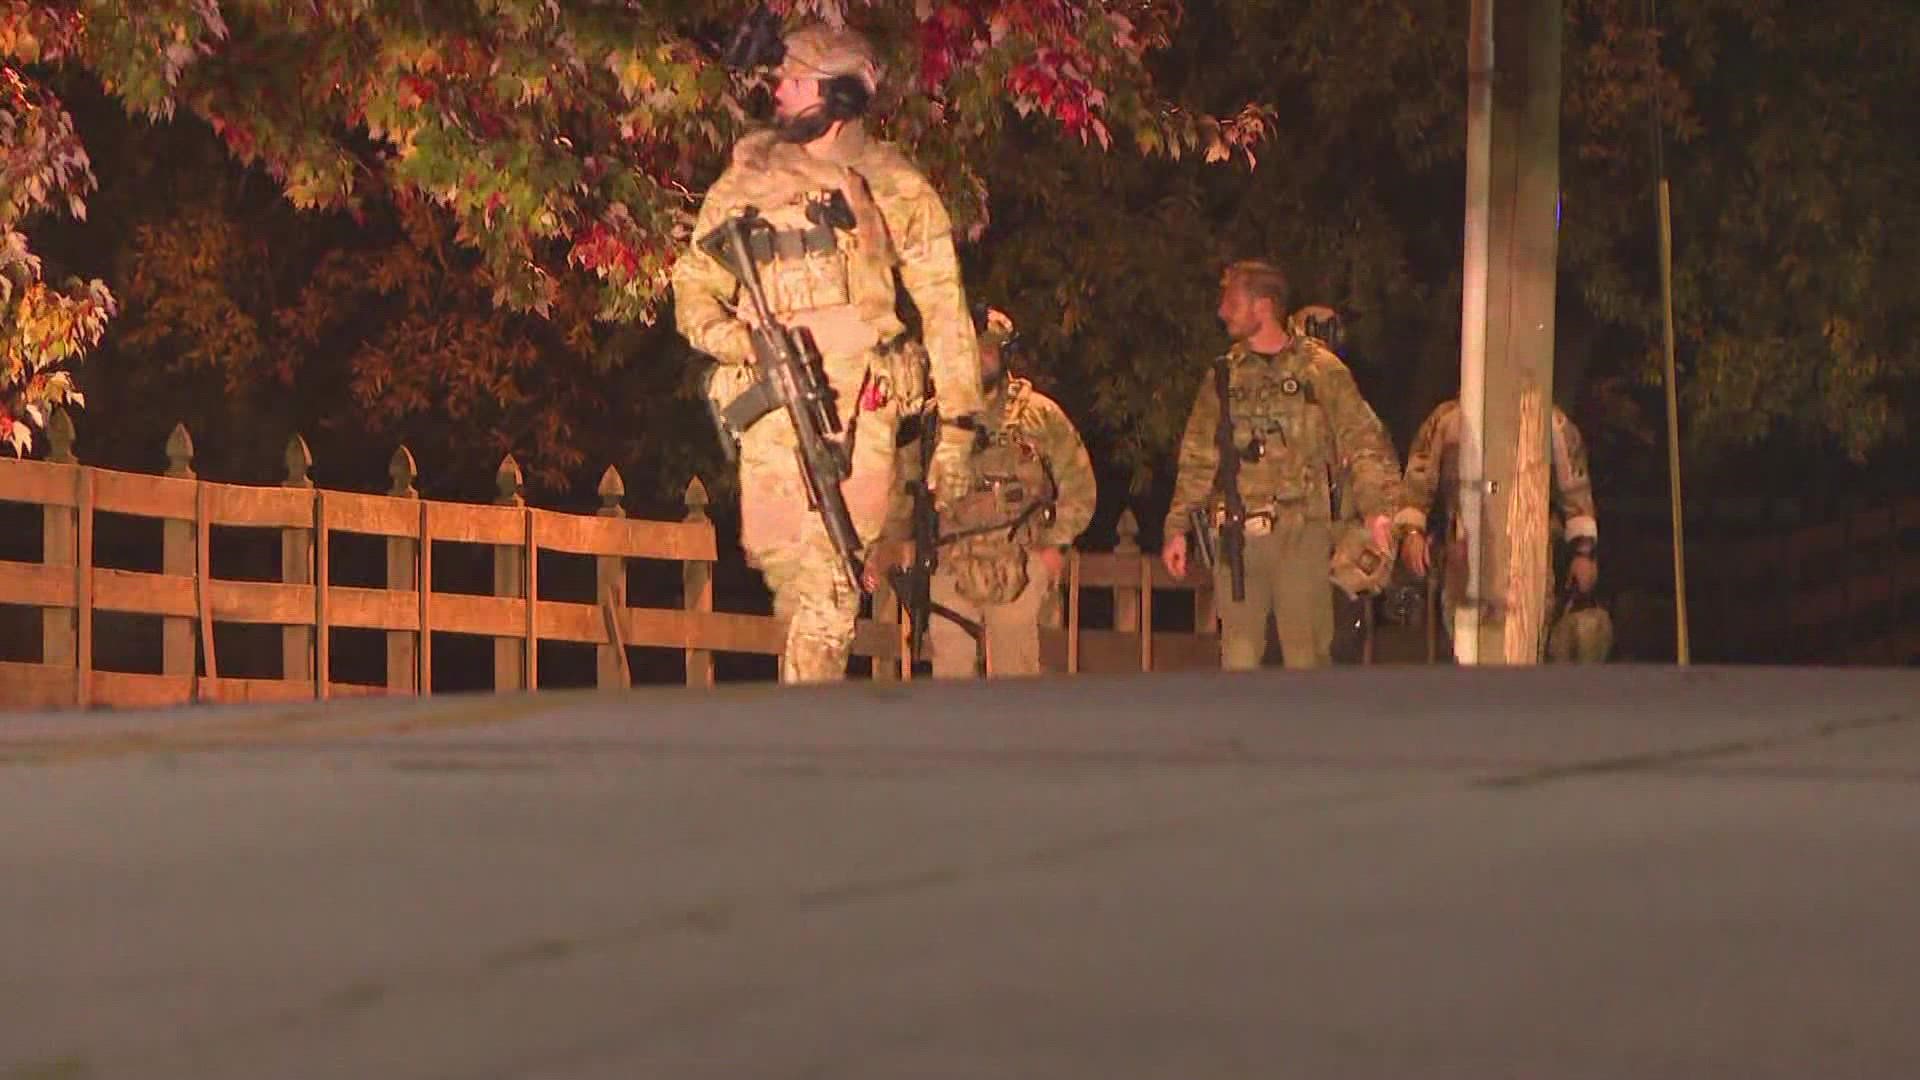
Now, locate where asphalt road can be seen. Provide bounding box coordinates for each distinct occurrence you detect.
[4,665,1917,1079]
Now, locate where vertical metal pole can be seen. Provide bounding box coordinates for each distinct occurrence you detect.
[1455,0,1496,665]
[1657,179,1691,664]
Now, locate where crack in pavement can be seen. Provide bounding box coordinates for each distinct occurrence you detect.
[100,781,1442,1075]
[1474,709,1917,789]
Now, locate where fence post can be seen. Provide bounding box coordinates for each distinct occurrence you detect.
[1113,510,1141,636]
[493,454,526,691]
[595,465,629,689]
[161,423,197,684]
[386,447,419,693]
[41,411,77,672]
[682,477,715,688]
[281,435,315,688]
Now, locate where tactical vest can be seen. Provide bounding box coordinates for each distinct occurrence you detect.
[727,134,901,336]
[1223,343,1336,519]
[940,379,1059,605]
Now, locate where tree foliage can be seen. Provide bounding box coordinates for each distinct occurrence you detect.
[1,0,1266,458]
[6,0,1916,508]
[971,0,1920,495]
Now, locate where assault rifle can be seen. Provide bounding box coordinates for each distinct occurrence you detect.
[698,207,864,592]
[1211,357,1248,601]
[888,410,985,671]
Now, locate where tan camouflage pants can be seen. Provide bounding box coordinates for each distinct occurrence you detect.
[928,549,1052,678]
[731,350,902,685]
[1214,516,1334,671]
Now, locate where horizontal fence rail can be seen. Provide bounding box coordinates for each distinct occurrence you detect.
[2,420,1222,711]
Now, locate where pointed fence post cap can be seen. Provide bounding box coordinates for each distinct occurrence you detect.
[597,465,626,517]
[683,476,710,521]
[45,408,76,464]
[388,445,419,497]
[1115,508,1140,551]
[283,434,313,488]
[164,422,195,478]
[494,454,525,506]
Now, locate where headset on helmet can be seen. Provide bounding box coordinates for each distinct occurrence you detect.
[820,74,871,120]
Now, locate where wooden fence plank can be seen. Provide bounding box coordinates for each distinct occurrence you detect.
[195,483,216,686]
[40,454,76,668]
[92,670,194,710]
[1074,552,1199,590]
[523,508,538,690]
[204,483,315,529]
[677,610,788,655]
[314,491,330,700]
[328,489,424,539]
[600,586,631,688]
[0,457,81,506]
[208,581,317,625]
[850,616,899,661]
[329,586,421,632]
[1139,554,1154,672]
[431,502,528,546]
[1039,629,1218,675]
[530,508,718,562]
[92,569,194,618]
[0,660,72,710]
[419,503,433,694]
[681,481,716,688]
[93,468,197,522]
[433,592,525,639]
[535,599,604,645]
[0,561,73,607]
[75,470,94,707]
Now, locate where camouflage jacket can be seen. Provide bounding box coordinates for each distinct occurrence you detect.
[671,125,982,423]
[1396,398,1598,543]
[886,376,1095,549]
[1163,337,1401,541]
[982,377,1095,548]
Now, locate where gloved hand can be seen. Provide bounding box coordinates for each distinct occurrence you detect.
[927,426,976,508]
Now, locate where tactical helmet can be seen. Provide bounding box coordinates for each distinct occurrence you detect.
[973,305,1017,349]
[1328,524,1392,599]
[1290,305,1345,353]
[1547,604,1614,663]
[776,23,881,93]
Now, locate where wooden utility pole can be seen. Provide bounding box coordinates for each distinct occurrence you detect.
[1453,0,1563,664]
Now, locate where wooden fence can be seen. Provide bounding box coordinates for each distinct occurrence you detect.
[1647,493,1920,665]
[1,415,1219,711]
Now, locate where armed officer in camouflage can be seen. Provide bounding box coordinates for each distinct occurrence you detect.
[1397,398,1610,661]
[1286,304,1397,663]
[673,21,982,683]
[1161,261,1401,670]
[919,307,1096,677]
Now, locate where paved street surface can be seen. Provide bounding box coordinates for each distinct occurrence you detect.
[4,665,1918,1079]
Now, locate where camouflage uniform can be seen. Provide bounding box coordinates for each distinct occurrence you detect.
[1396,399,1606,661]
[673,24,982,683]
[1164,337,1401,669]
[925,360,1096,678]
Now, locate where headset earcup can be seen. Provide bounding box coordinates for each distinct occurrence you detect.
[823,75,870,120]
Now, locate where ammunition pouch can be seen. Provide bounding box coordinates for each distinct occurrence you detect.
[938,436,1057,606]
